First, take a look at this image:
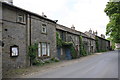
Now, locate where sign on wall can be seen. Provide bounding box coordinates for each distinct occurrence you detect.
[10,45,19,57]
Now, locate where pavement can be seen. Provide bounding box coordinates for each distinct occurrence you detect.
[22,51,118,78]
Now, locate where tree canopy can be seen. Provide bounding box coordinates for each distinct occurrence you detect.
[104,1,120,43]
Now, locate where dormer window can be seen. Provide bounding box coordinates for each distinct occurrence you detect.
[17,13,25,23]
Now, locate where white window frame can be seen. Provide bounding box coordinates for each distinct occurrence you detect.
[38,42,50,57]
[41,24,47,34]
[47,43,50,56]
[38,43,41,57]
[42,43,47,56]
[17,13,25,23]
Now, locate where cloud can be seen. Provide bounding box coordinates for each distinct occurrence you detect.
[57,0,109,36]
[14,0,110,37]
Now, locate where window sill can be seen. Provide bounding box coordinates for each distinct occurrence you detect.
[10,56,19,57]
[16,22,26,25]
[41,32,47,35]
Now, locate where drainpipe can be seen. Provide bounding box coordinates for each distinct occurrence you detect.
[26,14,32,66]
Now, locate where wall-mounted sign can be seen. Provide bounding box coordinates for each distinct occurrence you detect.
[10,45,19,57]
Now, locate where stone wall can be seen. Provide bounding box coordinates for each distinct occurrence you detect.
[56,25,80,59]
[97,36,110,51]
[0,2,2,79]
[2,3,57,75]
[31,15,57,58]
[2,5,28,76]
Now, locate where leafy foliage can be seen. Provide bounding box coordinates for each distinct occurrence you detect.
[70,44,78,59]
[56,32,78,59]
[104,2,120,17]
[104,1,120,43]
[95,36,99,52]
[32,59,45,66]
[50,57,60,62]
[28,43,38,65]
[56,32,63,47]
[79,36,87,56]
[62,41,73,47]
[33,57,59,66]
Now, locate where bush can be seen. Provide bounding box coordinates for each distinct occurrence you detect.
[32,60,45,66]
[79,36,87,56]
[33,58,60,66]
[50,57,59,62]
[81,48,87,56]
[44,60,51,63]
[70,45,77,59]
[28,43,38,65]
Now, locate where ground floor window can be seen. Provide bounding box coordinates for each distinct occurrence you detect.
[10,45,19,57]
[38,43,50,57]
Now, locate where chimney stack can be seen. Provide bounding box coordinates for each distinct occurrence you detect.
[42,12,47,17]
[0,0,13,5]
[101,34,105,39]
[71,25,75,30]
[95,30,98,35]
[89,28,92,34]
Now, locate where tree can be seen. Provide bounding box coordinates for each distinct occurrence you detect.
[104,1,120,43]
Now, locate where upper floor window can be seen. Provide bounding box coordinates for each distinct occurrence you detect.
[17,13,25,23]
[42,24,47,34]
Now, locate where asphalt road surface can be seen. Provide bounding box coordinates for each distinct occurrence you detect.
[24,51,118,78]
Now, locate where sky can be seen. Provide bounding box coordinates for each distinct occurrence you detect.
[13,0,110,37]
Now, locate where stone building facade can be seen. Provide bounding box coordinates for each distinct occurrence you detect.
[81,32,96,55]
[1,2,57,75]
[96,36,110,52]
[0,1,111,76]
[85,29,110,52]
[56,24,97,59]
[56,24,80,59]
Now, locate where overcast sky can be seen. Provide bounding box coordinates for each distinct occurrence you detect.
[13,0,110,37]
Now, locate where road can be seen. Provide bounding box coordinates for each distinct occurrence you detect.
[23,51,118,78]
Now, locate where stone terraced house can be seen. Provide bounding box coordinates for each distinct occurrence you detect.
[0,2,57,74]
[56,24,80,60]
[0,1,110,77]
[56,24,97,60]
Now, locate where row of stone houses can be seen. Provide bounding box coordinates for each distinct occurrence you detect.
[0,2,110,76]
[56,25,97,60]
[1,2,57,72]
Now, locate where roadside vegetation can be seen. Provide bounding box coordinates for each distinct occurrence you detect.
[28,43,59,66]
[104,0,120,49]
